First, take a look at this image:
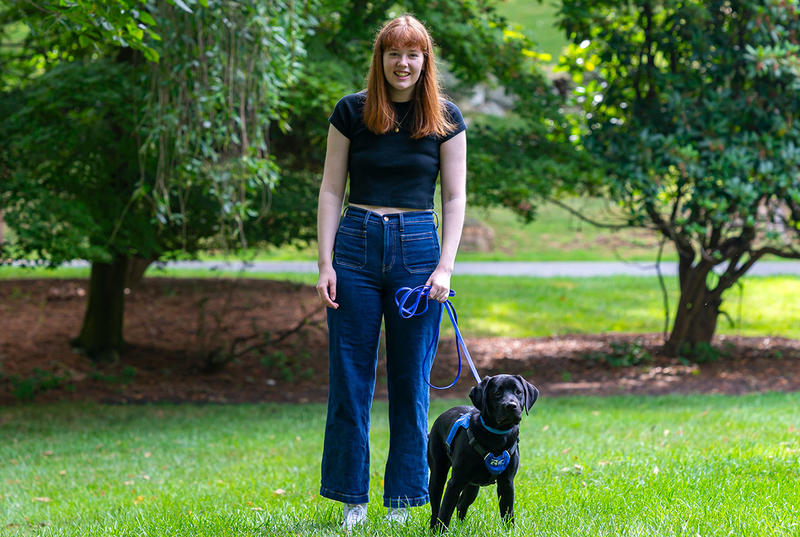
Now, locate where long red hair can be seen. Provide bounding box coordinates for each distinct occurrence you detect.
[363,15,456,139]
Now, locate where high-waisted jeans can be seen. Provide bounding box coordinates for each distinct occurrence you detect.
[320,206,441,508]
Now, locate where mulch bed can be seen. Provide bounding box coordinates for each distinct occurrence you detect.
[1,278,798,405]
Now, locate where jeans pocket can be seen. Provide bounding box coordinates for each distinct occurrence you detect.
[401,231,439,274]
[333,226,367,269]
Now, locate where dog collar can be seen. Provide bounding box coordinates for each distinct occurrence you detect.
[479,415,514,435]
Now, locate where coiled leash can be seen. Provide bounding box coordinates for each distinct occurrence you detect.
[394,285,482,390]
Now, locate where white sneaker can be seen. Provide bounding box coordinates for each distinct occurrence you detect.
[342,503,367,531]
[386,507,409,524]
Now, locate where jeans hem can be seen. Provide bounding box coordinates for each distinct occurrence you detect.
[383,494,430,508]
[320,485,369,505]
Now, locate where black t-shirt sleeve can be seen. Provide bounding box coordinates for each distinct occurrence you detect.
[441,100,467,142]
[328,94,359,139]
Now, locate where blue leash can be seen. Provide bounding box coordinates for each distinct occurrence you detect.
[394,285,482,390]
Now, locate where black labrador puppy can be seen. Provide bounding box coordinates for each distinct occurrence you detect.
[428,374,538,532]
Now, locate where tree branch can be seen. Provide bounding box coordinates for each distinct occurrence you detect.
[544,196,630,230]
[752,246,800,260]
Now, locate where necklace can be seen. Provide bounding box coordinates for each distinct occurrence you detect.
[393,103,413,133]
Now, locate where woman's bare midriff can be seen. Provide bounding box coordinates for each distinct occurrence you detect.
[349,203,423,215]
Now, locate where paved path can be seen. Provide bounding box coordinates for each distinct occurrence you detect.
[128,259,800,277]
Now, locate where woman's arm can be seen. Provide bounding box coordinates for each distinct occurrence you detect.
[427,130,467,303]
[316,124,350,309]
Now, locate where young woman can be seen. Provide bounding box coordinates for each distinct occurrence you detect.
[315,14,467,529]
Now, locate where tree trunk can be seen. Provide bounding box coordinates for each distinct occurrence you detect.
[72,255,129,362]
[125,256,156,289]
[664,262,721,357]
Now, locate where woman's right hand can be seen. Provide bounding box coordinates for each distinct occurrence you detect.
[316,264,339,309]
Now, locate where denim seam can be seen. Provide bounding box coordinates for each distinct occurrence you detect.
[400,231,439,274]
[382,222,395,272]
[320,485,369,504]
[383,493,430,508]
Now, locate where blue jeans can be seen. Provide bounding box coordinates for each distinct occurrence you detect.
[320,206,441,508]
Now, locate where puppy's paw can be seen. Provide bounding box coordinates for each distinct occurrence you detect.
[429,518,447,534]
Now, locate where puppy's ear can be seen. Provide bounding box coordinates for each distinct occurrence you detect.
[469,376,491,412]
[515,375,539,415]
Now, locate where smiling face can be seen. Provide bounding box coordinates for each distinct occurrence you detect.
[382,45,425,102]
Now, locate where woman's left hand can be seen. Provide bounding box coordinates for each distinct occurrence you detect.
[426,267,452,303]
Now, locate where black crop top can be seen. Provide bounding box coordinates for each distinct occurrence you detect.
[328,92,466,210]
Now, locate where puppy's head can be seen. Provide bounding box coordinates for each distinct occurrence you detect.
[470,375,539,429]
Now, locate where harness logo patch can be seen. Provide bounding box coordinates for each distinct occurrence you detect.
[484,451,511,475]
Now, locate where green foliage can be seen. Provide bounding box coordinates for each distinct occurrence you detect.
[1,59,158,265]
[2,0,579,259]
[88,365,138,385]
[0,0,319,358]
[0,0,216,66]
[558,0,800,351]
[5,368,70,401]
[679,341,723,365]
[0,0,318,265]
[492,0,569,60]
[467,115,601,222]
[585,338,653,368]
[259,350,314,383]
[142,0,317,250]
[559,0,800,260]
[0,0,163,70]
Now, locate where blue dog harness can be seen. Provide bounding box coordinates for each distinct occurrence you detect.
[445,413,517,476]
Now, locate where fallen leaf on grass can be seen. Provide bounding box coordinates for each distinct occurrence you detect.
[559,465,583,475]
[33,497,52,503]
[134,496,144,505]
[273,489,286,496]
[58,470,66,476]
[42,451,54,457]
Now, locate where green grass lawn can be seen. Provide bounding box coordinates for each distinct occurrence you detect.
[2,266,799,339]
[493,0,569,60]
[140,271,800,340]
[2,395,799,536]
